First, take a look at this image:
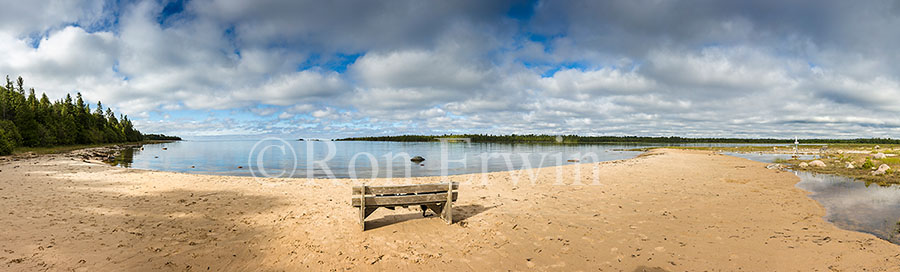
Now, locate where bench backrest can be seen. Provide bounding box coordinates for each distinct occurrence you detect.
[352,182,459,207]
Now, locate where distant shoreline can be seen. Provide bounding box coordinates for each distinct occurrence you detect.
[333,134,900,144]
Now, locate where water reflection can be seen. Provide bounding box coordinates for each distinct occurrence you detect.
[725,152,900,245]
[107,147,135,168]
[794,171,900,244]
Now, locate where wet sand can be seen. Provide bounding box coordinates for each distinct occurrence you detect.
[1,148,899,271]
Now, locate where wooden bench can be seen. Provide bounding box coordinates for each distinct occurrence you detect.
[352,182,459,230]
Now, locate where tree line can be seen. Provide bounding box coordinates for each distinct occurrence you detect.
[0,76,172,155]
[336,134,900,144]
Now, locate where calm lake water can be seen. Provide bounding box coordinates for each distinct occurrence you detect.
[113,140,653,178]
[727,152,900,245]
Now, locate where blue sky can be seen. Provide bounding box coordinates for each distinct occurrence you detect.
[2,0,900,139]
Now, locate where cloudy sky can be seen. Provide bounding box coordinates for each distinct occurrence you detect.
[2,0,900,139]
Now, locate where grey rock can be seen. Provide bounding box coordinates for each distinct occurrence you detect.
[809,160,826,167]
[872,164,891,176]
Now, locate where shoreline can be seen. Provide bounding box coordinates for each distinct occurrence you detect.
[2,148,899,270]
[657,145,900,185]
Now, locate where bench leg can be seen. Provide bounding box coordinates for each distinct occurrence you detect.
[445,201,452,224]
[359,185,366,231]
[359,203,365,231]
[445,182,453,224]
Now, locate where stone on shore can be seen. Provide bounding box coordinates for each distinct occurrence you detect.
[798,162,809,168]
[809,160,826,167]
[873,153,887,159]
[871,164,890,176]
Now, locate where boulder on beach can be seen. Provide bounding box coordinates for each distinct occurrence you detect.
[410,156,425,162]
[845,162,855,169]
[809,160,826,167]
[875,145,881,149]
[765,164,784,170]
[798,162,809,168]
[871,164,890,175]
[873,153,886,159]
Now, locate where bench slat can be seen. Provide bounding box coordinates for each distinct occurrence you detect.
[351,191,458,207]
[352,182,458,195]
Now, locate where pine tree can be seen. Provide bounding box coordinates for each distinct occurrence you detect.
[0,76,151,154]
[16,76,25,95]
[15,89,40,146]
[0,85,7,120]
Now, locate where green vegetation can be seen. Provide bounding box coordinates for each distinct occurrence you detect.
[762,147,900,185]
[881,157,900,165]
[863,158,876,169]
[142,134,182,141]
[633,144,900,185]
[0,75,178,155]
[12,140,169,155]
[336,134,900,144]
[772,158,789,164]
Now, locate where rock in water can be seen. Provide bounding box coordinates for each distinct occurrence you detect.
[410,156,425,162]
[809,160,826,167]
[873,153,887,159]
[798,162,809,168]
[872,164,891,176]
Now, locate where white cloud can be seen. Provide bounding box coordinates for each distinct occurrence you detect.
[540,68,656,97]
[2,1,900,138]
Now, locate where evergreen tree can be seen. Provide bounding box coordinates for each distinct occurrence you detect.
[0,75,161,155]
[0,120,21,154]
[15,88,40,146]
[16,76,24,94]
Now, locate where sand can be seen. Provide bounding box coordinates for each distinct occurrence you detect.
[1,148,899,271]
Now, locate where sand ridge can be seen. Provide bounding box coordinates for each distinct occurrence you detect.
[1,148,899,271]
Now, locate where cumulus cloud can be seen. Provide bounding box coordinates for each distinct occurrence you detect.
[1,0,900,138]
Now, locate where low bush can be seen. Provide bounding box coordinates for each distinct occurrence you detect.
[0,120,21,155]
[862,158,876,169]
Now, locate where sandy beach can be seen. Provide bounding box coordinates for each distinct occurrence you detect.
[2,148,899,271]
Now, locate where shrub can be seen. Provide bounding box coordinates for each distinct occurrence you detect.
[0,120,22,155]
[862,158,875,169]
